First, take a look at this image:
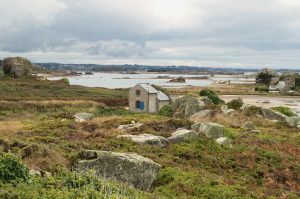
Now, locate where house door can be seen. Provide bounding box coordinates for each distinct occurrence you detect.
[140,101,144,109]
[136,101,145,110]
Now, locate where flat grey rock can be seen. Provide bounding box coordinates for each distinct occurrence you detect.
[198,123,224,139]
[76,150,161,191]
[167,129,198,144]
[117,134,169,147]
[74,113,94,123]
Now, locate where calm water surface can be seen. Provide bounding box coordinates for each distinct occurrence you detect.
[48,72,253,89]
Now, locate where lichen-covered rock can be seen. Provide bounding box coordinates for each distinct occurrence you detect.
[242,121,260,133]
[262,108,300,128]
[2,57,32,78]
[74,113,94,123]
[29,170,41,177]
[223,109,235,116]
[76,150,161,191]
[167,129,198,144]
[261,109,286,122]
[80,150,98,160]
[198,123,224,138]
[242,121,256,131]
[221,105,235,116]
[190,110,213,120]
[117,134,169,147]
[285,116,300,128]
[215,137,232,147]
[172,95,206,118]
[118,121,143,132]
[191,123,202,132]
[201,97,214,107]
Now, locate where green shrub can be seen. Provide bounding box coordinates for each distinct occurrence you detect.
[0,170,147,199]
[226,98,243,110]
[153,168,174,187]
[244,106,262,116]
[256,72,273,85]
[61,78,70,85]
[255,87,269,92]
[199,89,224,105]
[0,152,29,183]
[159,105,174,117]
[271,106,297,117]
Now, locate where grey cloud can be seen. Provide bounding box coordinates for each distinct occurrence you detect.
[87,40,145,58]
[0,0,300,68]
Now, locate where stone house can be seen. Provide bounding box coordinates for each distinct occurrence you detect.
[129,84,171,113]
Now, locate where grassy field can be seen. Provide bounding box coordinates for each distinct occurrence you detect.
[0,76,128,106]
[0,76,299,198]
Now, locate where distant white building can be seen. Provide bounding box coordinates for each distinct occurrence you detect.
[129,83,171,113]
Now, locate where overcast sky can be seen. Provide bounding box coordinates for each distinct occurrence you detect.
[0,0,300,69]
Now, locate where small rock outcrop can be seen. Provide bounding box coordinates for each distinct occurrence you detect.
[169,76,186,83]
[190,110,213,120]
[2,57,33,78]
[172,96,206,118]
[215,137,232,147]
[201,97,215,108]
[261,109,287,122]
[76,150,161,191]
[29,169,52,177]
[191,123,201,132]
[261,108,300,128]
[242,121,255,131]
[167,129,198,144]
[117,134,169,147]
[118,121,143,132]
[74,113,94,123]
[242,121,260,133]
[29,170,41,177]
[221,105,235,116]
[285,116,300,128]
[280,72,300,89]
[193,123,224,138]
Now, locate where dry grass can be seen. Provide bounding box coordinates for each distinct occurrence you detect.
[0,120,25,136]
[0,100,103,108]
[23,146,69,170]
[190,111,251,128]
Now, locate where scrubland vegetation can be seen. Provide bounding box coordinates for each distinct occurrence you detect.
[0,76,299,198]
[0,77,127,105]
[271,106,297,117]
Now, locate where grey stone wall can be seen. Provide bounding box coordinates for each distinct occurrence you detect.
[129,85,153,113]
[158,101,170,111]
[148,93,157,113]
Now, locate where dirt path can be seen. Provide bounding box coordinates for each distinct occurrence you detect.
[221,95,300,115]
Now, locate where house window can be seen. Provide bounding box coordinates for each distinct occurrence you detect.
[136,90,141,96]
[135,101,144,110]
